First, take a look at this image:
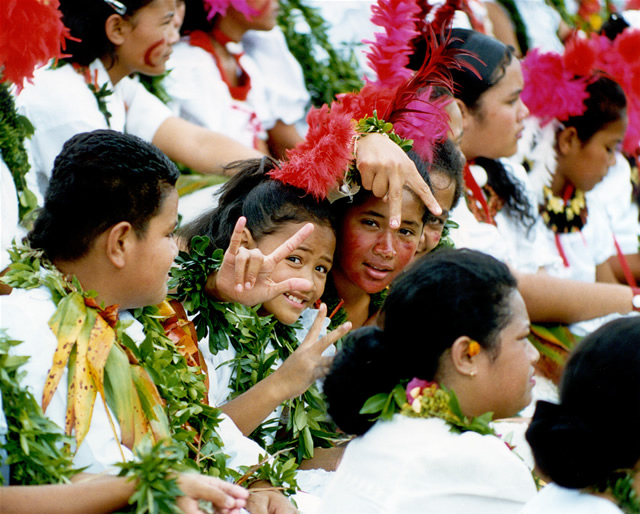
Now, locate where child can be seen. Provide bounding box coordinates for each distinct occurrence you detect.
[178,157,352,462]
[523,316,640,513]
[0,130,287,513]
[319,249,540,513]
[324,143,463,329]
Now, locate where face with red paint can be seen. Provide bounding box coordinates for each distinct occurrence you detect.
[334,190,424,295]
[111,0,180,81]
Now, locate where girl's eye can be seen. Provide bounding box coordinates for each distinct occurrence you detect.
[286,256,302,265]
[361,219,379,228]
[315,265,329,274]
[399,228,415,236]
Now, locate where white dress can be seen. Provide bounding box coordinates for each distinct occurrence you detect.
[319,415,537,514]
[165,38,272,149]
[16,59,172,203]
[0,285,265,474]
[520,483,623,514]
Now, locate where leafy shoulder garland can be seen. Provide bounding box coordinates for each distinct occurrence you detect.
[171,236,346,463]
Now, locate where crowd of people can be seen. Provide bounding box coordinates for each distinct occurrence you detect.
[1,0,640,512]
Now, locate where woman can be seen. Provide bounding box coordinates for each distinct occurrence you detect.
[523,316,640,513]
[319,249,539,513]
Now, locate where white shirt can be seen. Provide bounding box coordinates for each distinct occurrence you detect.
[319,415,537,514]
[1,157,21,270]
[520,483,623,514]
[16,59,172,203]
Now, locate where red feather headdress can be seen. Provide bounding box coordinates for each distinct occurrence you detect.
[270,0,466,198]
[0,0,72,92]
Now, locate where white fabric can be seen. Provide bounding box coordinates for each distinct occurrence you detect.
[587,156,639,255]
[1,157,21,270]
[519,483,623,514]
[165,39,270,149]
[513,0,564,53]
[0,390,9,485]
[319,415,537,514]
[242,27,310,128]
[0,285,265,474]
[16,59,172,202]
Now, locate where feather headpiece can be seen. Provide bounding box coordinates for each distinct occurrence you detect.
[202,0,257,20]
[0,0,72,92]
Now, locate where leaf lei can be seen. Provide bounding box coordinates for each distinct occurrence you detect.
[0,330,77,485]
[69,63,114,127]
[0,81,38,220]
[356,111,413,153]
[171,236,343,463]
[592,469,640,514]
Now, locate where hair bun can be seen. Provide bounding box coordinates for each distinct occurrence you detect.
[526,401,615,488]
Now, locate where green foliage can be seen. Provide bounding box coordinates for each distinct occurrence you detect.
[239,453,299,497]
[278,0,364,107]
[138,71,173,105]
[0,81,38,220]
[356,112,414,153]
[117,438,186,514]
[0,331,77,485]
[359,384,407,423]
[433,219,459,252]
[592,469,640,514]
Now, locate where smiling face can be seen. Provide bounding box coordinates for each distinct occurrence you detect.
[459,58,529,161]
[334,191,424,296]
[555,117,628,193]
[112,0,179,80]
[257,221,336,325]
[122,188,179,309]
[471,290,539,419]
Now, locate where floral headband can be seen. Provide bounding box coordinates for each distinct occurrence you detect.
[1,0,71,92]
[202,0,257,20]
[522,29,640,156]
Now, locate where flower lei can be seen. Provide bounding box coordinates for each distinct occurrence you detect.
[0,330,77,486]
[171,236,345,463]
[539,183,588,234]
[360,378,495,436]
[591,469,640,514]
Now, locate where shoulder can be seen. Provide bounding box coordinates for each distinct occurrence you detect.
[521,483,624,514]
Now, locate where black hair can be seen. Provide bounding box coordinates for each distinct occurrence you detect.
[474,157,536,231]
[59,0,156,67]
[181,0,214,33]
[324,249,518,435]
[180,157,336,250]
[428,138,465,212]
[526,316,640,489]
[29,129,180,262]
[563,75,627,145]
[448,29,516,113]
[600,12,630,42]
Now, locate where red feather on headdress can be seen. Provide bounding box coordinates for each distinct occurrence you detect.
[268,105,356,200]
[0,0,72,92]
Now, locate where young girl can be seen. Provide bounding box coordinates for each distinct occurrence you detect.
[523,316,640,513]
[319,249,540,513]
[166,0,303,156]
[178,157,351,462]
[324,141,464,329]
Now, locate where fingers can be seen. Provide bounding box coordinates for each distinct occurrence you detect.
[177,474,248,514]
[385,170,404,230]
[316,320,352,354]
[226,216,247,257]
[268,223,314,265]
[243,249,265,291]
[405,167,442,216]
[300,303,328,347]
[269,277,313,299]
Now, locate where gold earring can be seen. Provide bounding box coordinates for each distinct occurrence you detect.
[469,371,476,378]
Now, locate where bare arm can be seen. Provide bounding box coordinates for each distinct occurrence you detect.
[515,270,634,324]
[221,305,351,435]
[484,2,521,56]
[606,253,640,285]
[267,120,304,160]
[153,117,263,176]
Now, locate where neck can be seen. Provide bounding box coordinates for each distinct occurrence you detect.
[101,56,127,86]
[215,17,247,43]
[55,257,121,309]
[331,270,371,329]
[551,160,570,196]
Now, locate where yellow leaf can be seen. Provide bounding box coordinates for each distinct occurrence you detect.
[44,292,87,412]
[131,366,171,443]
[87,314,116,398]
[72,308,98,447]
[104,344,138,450]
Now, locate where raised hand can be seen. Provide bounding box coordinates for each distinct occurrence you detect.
[356,133,442,228]
[206,217,314,306]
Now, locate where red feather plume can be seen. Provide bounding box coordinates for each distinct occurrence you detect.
[0,0,72,92]
[268,105,356,200]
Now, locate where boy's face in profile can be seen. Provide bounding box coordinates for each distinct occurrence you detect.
[120,188,179,309]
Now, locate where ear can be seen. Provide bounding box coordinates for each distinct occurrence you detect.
[240,227,257,249]
[450,336,481,378]
[105,13,129,46]
[557,126,579,156]
[455,99,473,130]
[106,221,135,269]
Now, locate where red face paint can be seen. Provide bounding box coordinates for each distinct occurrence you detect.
[144,39,165,67]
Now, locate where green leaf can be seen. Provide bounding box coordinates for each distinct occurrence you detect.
[359,393,388,415]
